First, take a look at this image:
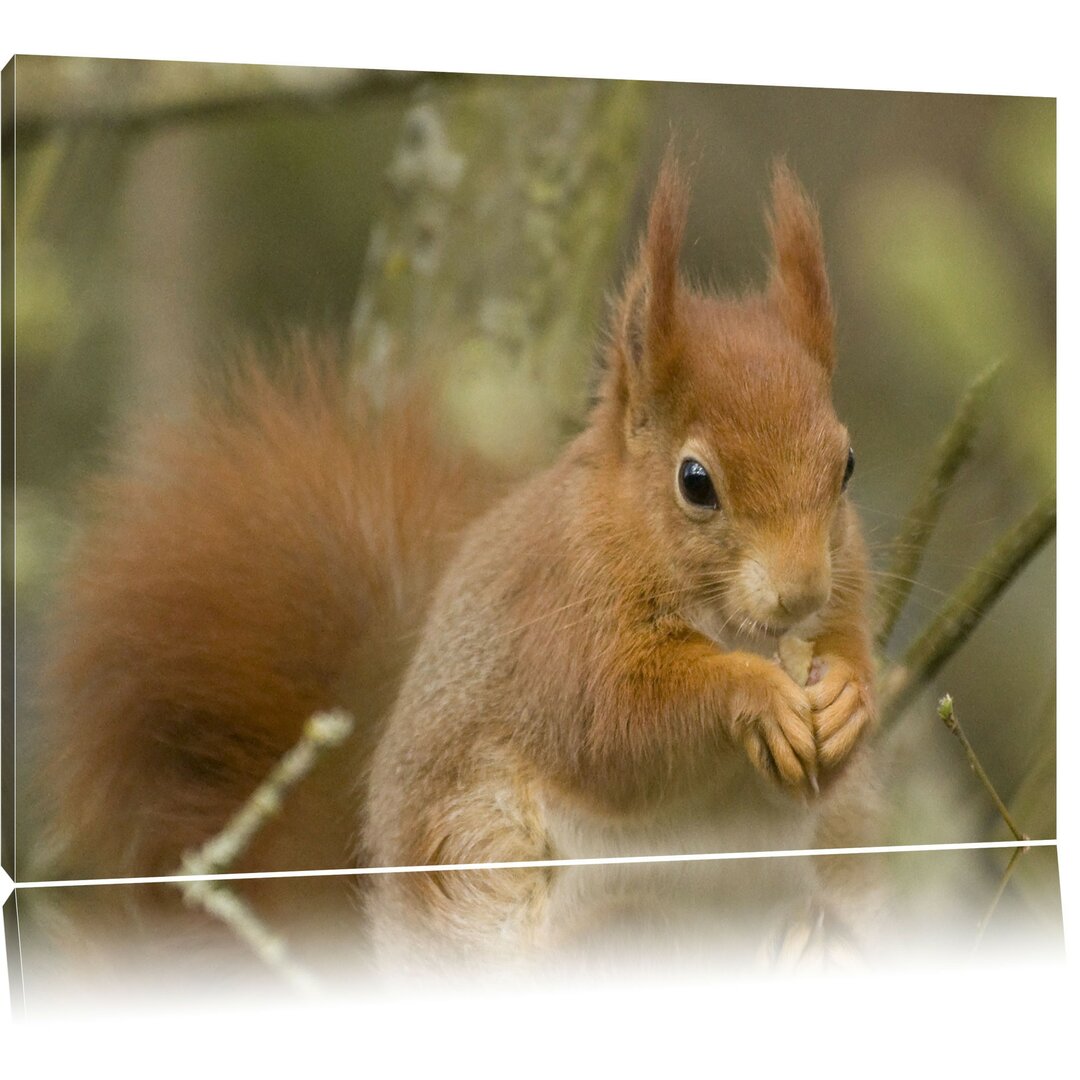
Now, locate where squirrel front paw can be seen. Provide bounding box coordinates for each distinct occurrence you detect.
[727,658,817,794]
[806,656,875,771]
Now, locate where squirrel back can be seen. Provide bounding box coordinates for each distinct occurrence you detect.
[34,336,492,882]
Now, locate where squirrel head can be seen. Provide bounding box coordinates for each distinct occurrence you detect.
[594,150,854,642]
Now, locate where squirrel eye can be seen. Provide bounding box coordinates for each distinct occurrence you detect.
[842,447,855,491]
[678,458,719,510]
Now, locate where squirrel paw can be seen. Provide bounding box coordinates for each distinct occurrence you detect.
[731,661,818,795]
[806,657,875,771]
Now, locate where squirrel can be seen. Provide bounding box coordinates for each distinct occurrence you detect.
[34,152,879,960]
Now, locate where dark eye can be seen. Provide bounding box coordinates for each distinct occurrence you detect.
[842,447,855,491]
[678,458,719,510]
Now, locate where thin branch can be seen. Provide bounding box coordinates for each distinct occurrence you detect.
[879,487,1055,722]
[935,694,1028,843]
[179,879,321,996]
[180,709,353,875]
[876,360,1002,648]
[13,68,455,151]
[974,845,1027,949]
[176,709,354,992]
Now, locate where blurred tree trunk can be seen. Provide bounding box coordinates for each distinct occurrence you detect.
[350,76,649,467]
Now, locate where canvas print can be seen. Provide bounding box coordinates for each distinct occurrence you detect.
[1,56,1057,997]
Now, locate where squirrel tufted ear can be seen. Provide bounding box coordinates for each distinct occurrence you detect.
[766,162,836,374]
[610,145,690,410]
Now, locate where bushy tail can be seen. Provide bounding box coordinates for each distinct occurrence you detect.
[34,338,492,881]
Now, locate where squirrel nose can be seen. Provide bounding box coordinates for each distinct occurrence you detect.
[776,585,828,622]
[742,542,831,627]
[773,560,831,622]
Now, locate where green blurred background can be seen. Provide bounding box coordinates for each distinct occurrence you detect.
[7,59,1056,918]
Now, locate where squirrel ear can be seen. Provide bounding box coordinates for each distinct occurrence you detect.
[766,162,835,374]
[610,146,690,412]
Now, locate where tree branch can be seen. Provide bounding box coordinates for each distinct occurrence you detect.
[180,709,353,876]
[878,487,1055,722]
[349,77,649,467]
[935,694,1028,842]
[974,845,1027,948]
[13,65,454,150]
[876,360,1001,648]
[178,878,321,996]
[176,709,353,992]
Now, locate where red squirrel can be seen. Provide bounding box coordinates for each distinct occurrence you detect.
[35,153,878,955]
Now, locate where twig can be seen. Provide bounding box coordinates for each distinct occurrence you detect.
[180,709,353,876]
[974,844,1027,949]
[176,709,354,992]
[179,879,321,996]
[935,694,1028,843]
[879,487,1055,722]
[936,694,1030,951]
[876,361,1002,649]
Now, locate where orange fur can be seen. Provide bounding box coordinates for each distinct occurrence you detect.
[36,336,492,883]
